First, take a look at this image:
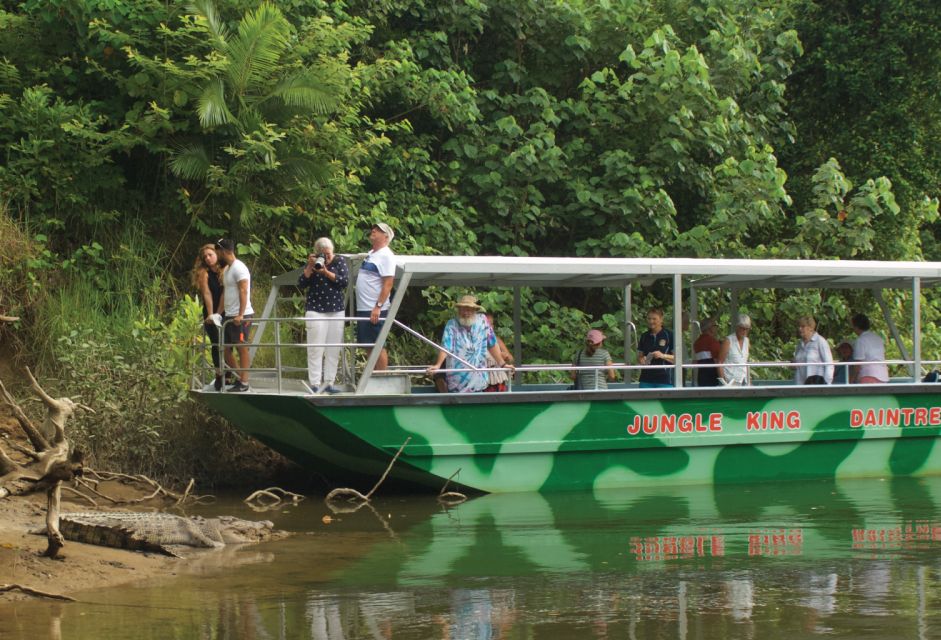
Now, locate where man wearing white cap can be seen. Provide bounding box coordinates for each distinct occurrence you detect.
[570,329,616,390]
[355,222,395,370]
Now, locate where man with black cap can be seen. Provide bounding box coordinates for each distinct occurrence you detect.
[355,222,395,370]
[215,238,254,392]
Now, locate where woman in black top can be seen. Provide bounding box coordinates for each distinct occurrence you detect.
[298,237,350,393]
[191,243,225,390]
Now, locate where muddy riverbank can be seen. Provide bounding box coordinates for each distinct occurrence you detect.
[0,493,179,602]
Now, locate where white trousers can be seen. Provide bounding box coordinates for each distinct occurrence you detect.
[306,310,344,387]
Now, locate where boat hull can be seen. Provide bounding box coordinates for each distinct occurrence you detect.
[199,386,941,493]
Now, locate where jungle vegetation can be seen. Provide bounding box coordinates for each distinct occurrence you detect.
[0,0,939,485]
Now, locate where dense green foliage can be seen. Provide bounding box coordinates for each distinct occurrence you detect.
[1,0,939,482]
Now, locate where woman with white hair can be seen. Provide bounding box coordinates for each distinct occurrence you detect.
[718,314,752,386]
[298,237,349,393]
[794,315,833,385]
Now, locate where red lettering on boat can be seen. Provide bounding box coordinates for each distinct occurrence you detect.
[660,414,676,433]
[850,409,863,428]
[710,413,722,431]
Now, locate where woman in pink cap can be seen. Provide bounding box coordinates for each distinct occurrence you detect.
[570,329,616,390]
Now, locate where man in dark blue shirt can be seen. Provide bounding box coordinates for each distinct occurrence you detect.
[637,307,674,388]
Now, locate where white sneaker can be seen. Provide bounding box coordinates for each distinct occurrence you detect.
[202,382,217,392]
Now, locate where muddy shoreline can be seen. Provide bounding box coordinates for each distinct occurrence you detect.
[0,495,180,602]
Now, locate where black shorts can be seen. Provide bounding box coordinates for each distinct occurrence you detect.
[223,315,253,345]
[355,310,388,345]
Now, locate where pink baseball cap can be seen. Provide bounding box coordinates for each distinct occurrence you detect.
[586,329,605,344]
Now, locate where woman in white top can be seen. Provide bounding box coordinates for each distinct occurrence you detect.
[794,316,834,384]
[718,314,752,386]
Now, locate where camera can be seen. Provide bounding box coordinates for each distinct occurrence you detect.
[313,255,326,270]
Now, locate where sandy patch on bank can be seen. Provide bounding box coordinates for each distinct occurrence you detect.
[0,492,180,602]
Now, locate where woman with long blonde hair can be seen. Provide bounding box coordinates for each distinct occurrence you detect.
[191,243,225,390]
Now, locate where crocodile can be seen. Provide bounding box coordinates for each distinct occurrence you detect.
[47,512,284,557]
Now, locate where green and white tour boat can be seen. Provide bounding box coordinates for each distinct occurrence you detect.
[194,256,941,494]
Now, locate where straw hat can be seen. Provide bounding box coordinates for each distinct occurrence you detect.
[454,295,485,311]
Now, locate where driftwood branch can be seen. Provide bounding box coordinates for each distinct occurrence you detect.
[0,371,89,558]
[0,376,49,452]
[0,315,19,323]
[325,437,411,504]
[81,469,214,506]
[244,487,305,510]
[438,469,468,506]
[0,583,75,602]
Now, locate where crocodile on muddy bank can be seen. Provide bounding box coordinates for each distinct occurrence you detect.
[38,512,288,557]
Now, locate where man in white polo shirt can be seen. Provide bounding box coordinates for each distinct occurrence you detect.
[355,222,395,371]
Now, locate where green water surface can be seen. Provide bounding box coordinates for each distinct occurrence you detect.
[3,477,941,639]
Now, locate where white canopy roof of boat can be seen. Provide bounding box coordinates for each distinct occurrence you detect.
[271,255,941,290]
[388,255,941,290]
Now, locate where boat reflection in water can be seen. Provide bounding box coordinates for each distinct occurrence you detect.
[10,477,941,639]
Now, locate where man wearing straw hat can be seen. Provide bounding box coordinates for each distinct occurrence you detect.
[427,295,514,393]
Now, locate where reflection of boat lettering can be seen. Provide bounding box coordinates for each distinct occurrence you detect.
[748,529,803,557]
[630,535,724,561]
[626,413,722,435]
[745,410,801,431]
[851,521,941,549]
[849,407,941,429]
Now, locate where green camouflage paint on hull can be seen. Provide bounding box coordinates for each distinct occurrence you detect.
[200,388,941,493]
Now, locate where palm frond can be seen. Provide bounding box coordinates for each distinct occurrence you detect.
[188,0,229,45]
[268,71,341,115]
[198,78,234,128]
[280,155,336,186]
[226,2,290,95]
[169,143,212,180]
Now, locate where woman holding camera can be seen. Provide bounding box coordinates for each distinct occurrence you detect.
[298,237,349,393]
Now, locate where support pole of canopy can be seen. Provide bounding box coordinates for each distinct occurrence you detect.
[624,283,633,384]
[689,286,698,386]
[875,289,911,376]
[250,280,280,363]
[513,287,522,385]
[674,273,684,388]
[355,272,412,395]
[914,276,922,380]
[729,289,739,336]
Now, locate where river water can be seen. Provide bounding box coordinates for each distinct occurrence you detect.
[4,477,941,639]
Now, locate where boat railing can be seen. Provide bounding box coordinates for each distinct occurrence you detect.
[192,316,938,394]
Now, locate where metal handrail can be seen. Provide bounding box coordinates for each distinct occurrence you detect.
[193,315,935,393]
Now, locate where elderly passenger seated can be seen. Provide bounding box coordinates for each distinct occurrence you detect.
[427,295,513,393]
